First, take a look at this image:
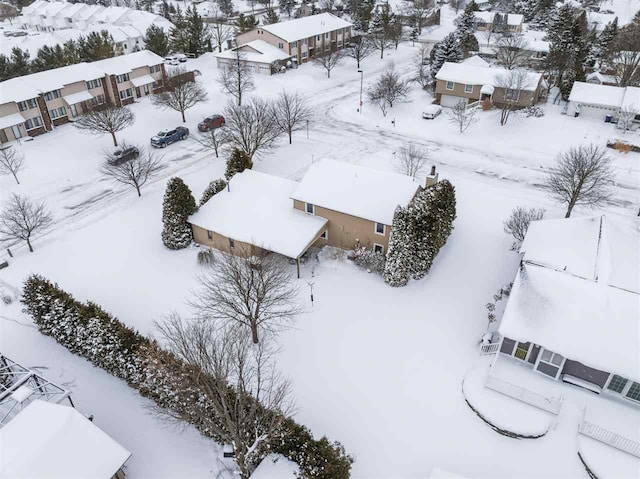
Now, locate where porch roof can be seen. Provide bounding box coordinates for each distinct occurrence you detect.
[63,90,94,105]
[130,74,155,87]
[0,113,26,130]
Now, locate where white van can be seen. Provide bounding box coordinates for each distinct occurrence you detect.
[422,105,442,120]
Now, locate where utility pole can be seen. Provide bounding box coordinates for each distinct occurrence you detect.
[357,69,364,113]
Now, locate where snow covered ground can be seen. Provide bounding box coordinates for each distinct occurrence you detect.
[1,28,639,479]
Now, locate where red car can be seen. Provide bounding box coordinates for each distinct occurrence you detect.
[198,115,225,132]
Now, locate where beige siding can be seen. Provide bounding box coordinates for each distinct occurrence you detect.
[237,30,290,54]
[192,225,266,256]
[435,80,481,101]
[293,200,390,253]
[436,78,542,107]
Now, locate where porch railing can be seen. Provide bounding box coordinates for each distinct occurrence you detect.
[480,342,500,355]
[579,420,640,458]
[485,375,562,415]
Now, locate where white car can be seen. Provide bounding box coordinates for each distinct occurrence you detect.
[422,105,442,119]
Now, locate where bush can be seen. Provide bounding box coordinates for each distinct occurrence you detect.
[350,245,386,274]
[199,178,227,206]
[524,105,545,118]
[225,148,253,180]
[21,274,353,478]
[197,248,214,265]
[503,206,545,250]
[2,294,12,305]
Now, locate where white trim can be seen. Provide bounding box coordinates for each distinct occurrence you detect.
[464,84,473,93]
[374,222,385,236]
[533,347,566,380]
[305,202,315,215]
[319,230,328,240]
[446,81,454,91]
[373,243,384,254]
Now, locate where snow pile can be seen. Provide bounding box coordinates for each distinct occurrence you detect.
[258,13,352,42]
[291,159,420,225]
[0,400,131,479]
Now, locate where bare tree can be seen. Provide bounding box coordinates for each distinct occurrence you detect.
[610,23,640,87]
[503,206,545,250]
[223,98,281,159]
[192,127,231,158]
[319,0,335,11]
[152,68,208,122]
[449,0,465,13]
[402,0,435,34]
[100,144,163,197]
[271,91,313,144]
[367,64,410,116]
[0,194,52,252]
[154,317,293,479]
[495,34,531,70]
[208,6,234,52]
[617,106,638,133]
[413,44,431,88]
[346,35,375,69]
[0,146,25,184]
[447,100,478,133]
[395,143,430,178]
[313,48,345,78]
[74,105,135,146]
[218,50,255,106]
[190,251,302,344]
[544,144,614,218]
[494,68,533,126]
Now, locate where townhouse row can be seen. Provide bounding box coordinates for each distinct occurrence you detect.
[0,50,166,144]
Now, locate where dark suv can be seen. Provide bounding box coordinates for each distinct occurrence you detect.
[198,115,225,132]
[108,145,139,165]
[151,127,189,148]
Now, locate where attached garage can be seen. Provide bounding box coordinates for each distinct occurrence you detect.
[440,94,466,108]
[572,103,618,121]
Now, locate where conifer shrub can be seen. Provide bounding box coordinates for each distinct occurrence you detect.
[225,148,253,180]
[199,178,227,206]
[161,177,197,250]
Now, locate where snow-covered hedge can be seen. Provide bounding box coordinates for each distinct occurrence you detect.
[350,245,386,274]
[21,275,353,478]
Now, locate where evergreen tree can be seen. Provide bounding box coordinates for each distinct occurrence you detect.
[465,0,479,12]
[265,8,280,24]
[383,206,413,287]
[32,45,67,72]
[161,177,197,250]
[589,17,617,66]
[409,26,419,46]
[160,0,171,20]
[234,13,258,33]
[455,8,478,57]
[279,0,296,17]
[431,32,462,80]
[200,178,227,206]
[144,25,170,57]
[63,39,81,65]
[0,55,10,81]
[9,47,30,77]
[185,6,212,56]
[531,0,555,29]
[225,148,253,180]
[78,31,115,62]
[170,7,189,52]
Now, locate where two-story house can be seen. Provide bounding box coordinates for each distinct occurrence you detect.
[474,12,524,32]
[236,13,353,65]
[189,160,427,276]
[434,61,543,108]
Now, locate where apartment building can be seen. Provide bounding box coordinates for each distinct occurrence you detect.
[0,50,165,143]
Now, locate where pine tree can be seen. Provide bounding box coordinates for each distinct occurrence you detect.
[78,31,115,62]
[144,25,170,57]
[219,0,234,16]
[235,13,258,34]
[279,0,296,18]
[409,26,419,46]
[465,0,479,12]
[63,39,80,65]
[589,17,617,67]
[161,177,197,250]
[200,178,227,206]
[32,45,67,72]
[185,6,212,56]
[225,149,253,180]
[383,206,413,287]
[170,7,189,52]
[455,8,478,57]
[265,8,280,24]
[431,32,462,80]
[531,0,555,29]
[9,47,30,77]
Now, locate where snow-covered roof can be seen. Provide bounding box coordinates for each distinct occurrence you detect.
[189,170,328,259]
[568,81,626,108]
[474,11,524,25]
[0,113,26,130]
[260,13,352,42]
[214,40,291,63]
[460,55,490,68]
[0,400,131,479]
[92,49,164,75]
[586,71,617,85]
[435,62,541,91]
[499,216,640,381]
[63,90,94,105]
[250,454,299,478]
[291,159,420,226]
[621,86,640,112]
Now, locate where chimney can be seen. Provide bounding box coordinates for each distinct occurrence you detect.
[425,165,438,188]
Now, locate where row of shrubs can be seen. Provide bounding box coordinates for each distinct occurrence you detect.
[21,274,353,478]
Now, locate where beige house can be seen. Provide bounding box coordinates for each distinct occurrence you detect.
[236,13,352,65]
[434,61,543,108]
[189,160,426,277]
[212,40,292,75]
[0,50,165,143]
[474,12,524,32]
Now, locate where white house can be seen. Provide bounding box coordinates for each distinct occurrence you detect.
[567,81,640,128]
[212,40,292,75]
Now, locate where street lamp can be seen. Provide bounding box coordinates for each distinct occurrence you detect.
[357,69,363,114]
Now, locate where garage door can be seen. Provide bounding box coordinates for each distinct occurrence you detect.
[440,94,466,108]
[579,104,616,121]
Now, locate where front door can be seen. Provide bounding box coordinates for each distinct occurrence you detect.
[70,104,78,117]
[135,87,141,98]
[11,124,22,139]
[144,84,150,96]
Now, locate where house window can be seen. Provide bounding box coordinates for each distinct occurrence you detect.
[229,238,235,248]
[320,230,327,240]
[375,222,385,235]
[316,35,321,41]
[325,32,330,38]
[607,375,628,394]
[505,88,520,101]
[86,78,103,89]
[626,383,640,402]
[338,40,342,47]
[150,64,162,73]
[513,342,529,360]
[305,203,314,214]
[535,349,564,378]
[24,116,43,130]
[373,243,384,254]
[464,84,473,93]
[446,81,454,90]
[302,51,308,59]
[48,106,67,119]
[278,42,284,49]
[116,73,130,83]
[207,230,213,240]
[291,41,297,48]
[119,88,133,99]
[17,98,37,111]
[43,90,61,101]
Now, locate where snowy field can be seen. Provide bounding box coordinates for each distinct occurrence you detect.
[1,37,640,479]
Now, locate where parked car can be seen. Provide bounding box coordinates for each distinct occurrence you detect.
[176,53,187,63]
[164,55,179,66]
[151,127,189,148]
[108,145,139,165]
[422,105,442,120]
[198,115,225,132]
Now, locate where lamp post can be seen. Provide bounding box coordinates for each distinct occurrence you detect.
[357,69,363,113]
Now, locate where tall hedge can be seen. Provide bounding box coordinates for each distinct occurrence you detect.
[21,275,353,478]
